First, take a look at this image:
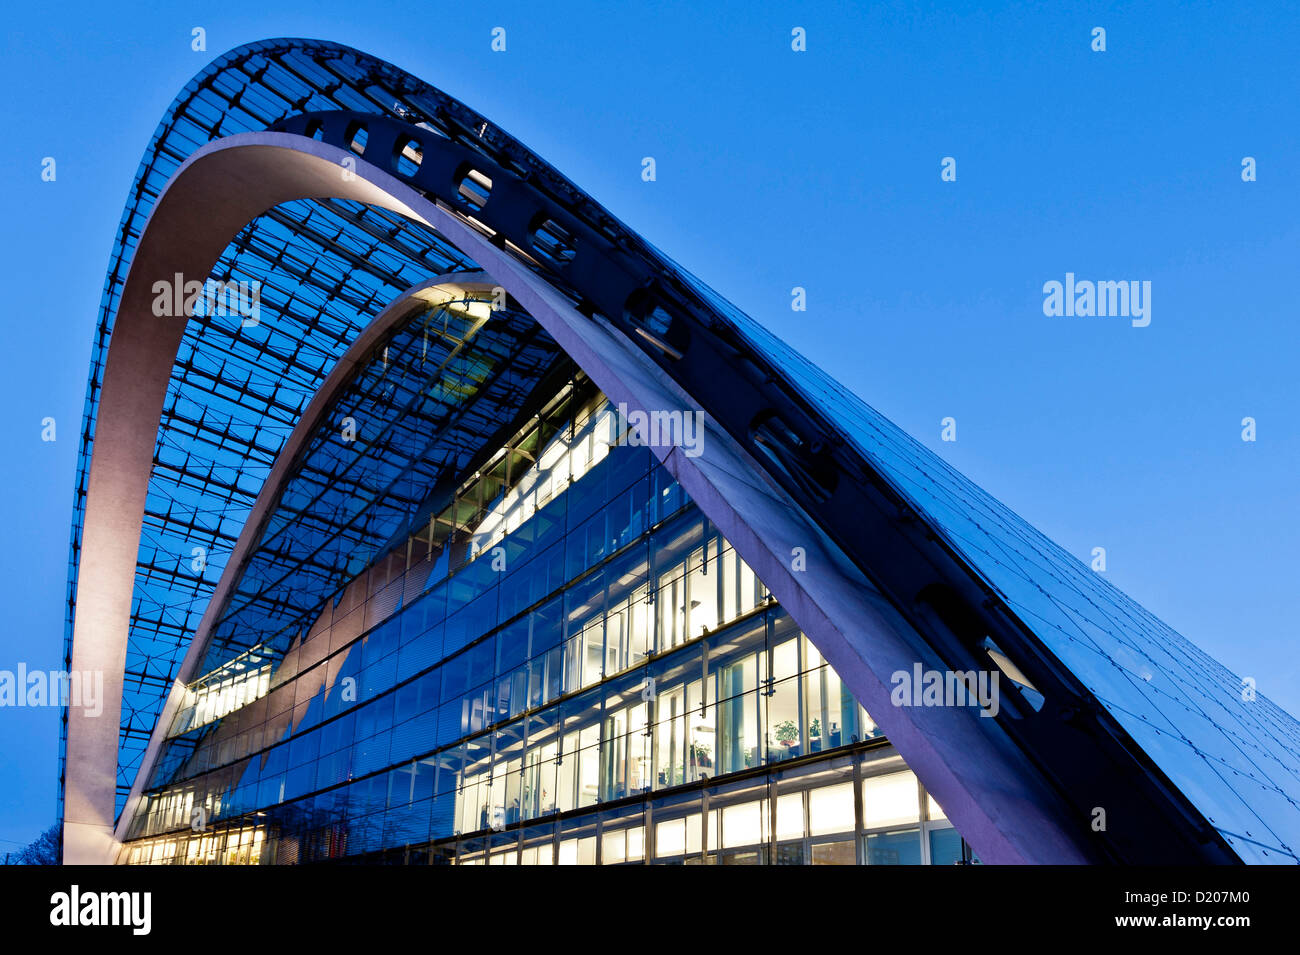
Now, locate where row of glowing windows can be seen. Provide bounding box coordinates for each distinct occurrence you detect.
[162,400,674,773]
[451,628,878,836]
[467,399,618,557]
[123,766,951,865]
[123,826,264,866]
[461,770,948,865]
[134,526,771,839]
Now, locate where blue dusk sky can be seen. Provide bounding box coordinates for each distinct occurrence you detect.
[0,1,1296,850]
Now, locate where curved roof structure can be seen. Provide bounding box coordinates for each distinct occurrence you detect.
[64,38,1300,865]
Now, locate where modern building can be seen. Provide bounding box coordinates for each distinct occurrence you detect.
[60,38,1300,866]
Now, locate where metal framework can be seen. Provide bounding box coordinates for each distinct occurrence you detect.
[65,38,1300,866]
[140,279,573,803]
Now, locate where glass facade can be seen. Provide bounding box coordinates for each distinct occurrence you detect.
[689,280,1300,863]
[120,395,972,864]
[70,37,1298,865]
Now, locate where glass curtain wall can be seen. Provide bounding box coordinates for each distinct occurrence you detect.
[122,397,975,866]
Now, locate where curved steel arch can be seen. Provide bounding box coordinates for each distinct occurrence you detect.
[70,130,1121,867]
[63,38,517,834]
[69,39,1300,867]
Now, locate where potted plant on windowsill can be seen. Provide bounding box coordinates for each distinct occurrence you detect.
[689,741,712,768]
[775,719,799,749]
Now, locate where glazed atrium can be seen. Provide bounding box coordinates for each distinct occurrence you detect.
[60,39,1300,866]
[124,375,972,865]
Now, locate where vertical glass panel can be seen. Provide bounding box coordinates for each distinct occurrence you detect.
[721,800,765,849]
[655,684,687,790]
[601,708,627,801]
[686,680,714,785]
[774,842,805,865]
[808,781,855,836]
[775,792,805,842]
[684,543,716,639]
[929,826,964,865]
[767,676,801,762]
[717,688,758,775]
[655,818,685,858]
[605,605,626,677]
[803,634,824,669]
[557,835,595,865]
[864,828,922,865]
[810,664,845,752]
[683,812,704,855]
[720,546,738,625]
[521,823,555,865]
[627,586,651,667]
[657,575,683,651]
[810,840,856,865]
[555,731,578,814]
[627,825,645,862]
[582,621,604,688]
[602,829,626,864]
[503,757,523,825]
[564,633,582,694]
[577,732,600,809]
[863,772,921,829]
[522,739,557,819]
[627,704,651,795]
[771,634,799,682]
[538,646,562,706]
